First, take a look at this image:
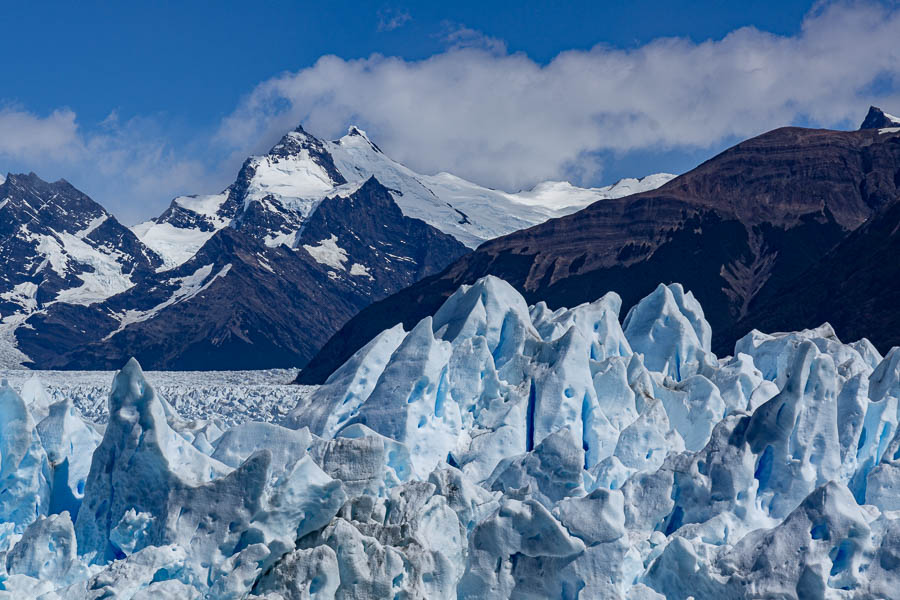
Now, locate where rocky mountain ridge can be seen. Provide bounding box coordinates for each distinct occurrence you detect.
[2,124,669,369]
[300,109,900,383]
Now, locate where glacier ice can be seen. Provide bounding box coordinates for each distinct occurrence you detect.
[2,276,900,598]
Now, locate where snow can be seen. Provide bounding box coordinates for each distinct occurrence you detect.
[0,314,31,369]
[172,193,229,219]
[0,282,39,313]
[506,174,676,211]
[131,194,229,270]
[302,234,348,271]
[131,221,217,271]
[349,262,372,278]
[326,127,676,248]
[883,110,900,125]
[51,231,135,305]
[73,214,108,238]
[14,224,135,308]
[243,150,334,217]
[4,275,899,598]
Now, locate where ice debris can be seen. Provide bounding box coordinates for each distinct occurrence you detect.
[0,275,899,598]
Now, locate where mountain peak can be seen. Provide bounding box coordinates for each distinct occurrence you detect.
[859,106,900,130]
[4,172,75,192]
[340,125,383,153]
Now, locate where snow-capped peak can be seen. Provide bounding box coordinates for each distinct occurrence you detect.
[132,122,675,268]
[343,125,381,150]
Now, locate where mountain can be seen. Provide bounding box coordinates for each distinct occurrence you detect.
[0,173,162,366]
[859,105,900,130]
[734,193,900,351]
[3,124,670,370]
[300,117,900,383]
[17,178,468,369]
[133,124,675,258]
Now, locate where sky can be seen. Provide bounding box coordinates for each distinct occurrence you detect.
[1,0,899,224]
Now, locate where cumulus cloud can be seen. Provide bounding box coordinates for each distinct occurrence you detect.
[0,107,83,161]
[3,1,900,222]
[218,0,900,191]
[0,106,219,224]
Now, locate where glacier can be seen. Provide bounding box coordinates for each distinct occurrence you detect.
[1,276,900,598]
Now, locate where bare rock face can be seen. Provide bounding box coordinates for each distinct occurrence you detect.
[301,123,900,383]
[736,193,900,353]
[859,105,900,130]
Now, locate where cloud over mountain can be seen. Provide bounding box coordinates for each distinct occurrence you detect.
[2,1,899,222]
[219,1,900,190]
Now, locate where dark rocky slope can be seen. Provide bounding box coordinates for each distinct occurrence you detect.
[18,178,467,369]
[0,173,161,315]
[734,193,900,352]
[300,124,900,383]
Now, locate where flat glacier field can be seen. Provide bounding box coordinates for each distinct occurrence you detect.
[0,368,315,425]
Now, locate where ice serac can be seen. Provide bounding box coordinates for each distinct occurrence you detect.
[344,317,455,476]
[6,274,900,598]
[284,324,406,437]
[623,283,716,381]
[73,358,346,596]
[0,381,50,541]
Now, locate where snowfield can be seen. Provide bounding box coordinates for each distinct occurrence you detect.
[0,368,311,427]
[1,276,900,598]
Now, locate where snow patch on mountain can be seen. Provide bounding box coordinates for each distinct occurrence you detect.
[302,234,348,271]
[882,110,900,125]
[349,262,372,278]
[243,140,336,215]
[173,193,230,219]
[17,227,134,307]
[131,220,217,271]
[131,194,229,270]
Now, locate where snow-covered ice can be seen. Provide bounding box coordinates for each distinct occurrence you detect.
[2,276,900,598]
[0,368,309,426]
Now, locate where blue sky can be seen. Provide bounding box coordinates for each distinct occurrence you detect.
[1,1,899,223]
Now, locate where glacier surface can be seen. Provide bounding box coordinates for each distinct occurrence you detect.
[2,276,900,598]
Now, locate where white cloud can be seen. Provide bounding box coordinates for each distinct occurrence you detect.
[0,107,83,161]
[377,7,411,32]
[0,107,221,224]
[3,1,900,224]
[217,1,900,191]
[440,22,507,54]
